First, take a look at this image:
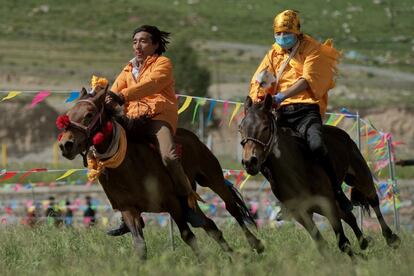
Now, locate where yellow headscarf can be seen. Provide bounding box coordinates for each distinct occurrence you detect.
[273,10,301,34]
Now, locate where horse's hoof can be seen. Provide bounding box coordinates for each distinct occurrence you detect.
[254,239,265,254]
[386,233,401,249]
[354,252,368,261]
[359,236,373,250]
[340,242,354,258]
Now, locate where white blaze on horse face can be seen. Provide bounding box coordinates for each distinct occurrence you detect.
[255,68,276,88]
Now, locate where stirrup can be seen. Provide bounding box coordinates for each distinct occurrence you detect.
[106,222,130,236]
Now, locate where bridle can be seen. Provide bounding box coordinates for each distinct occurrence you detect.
[240,112,277,161]
[65,98,105,166]
[67,99,104,138]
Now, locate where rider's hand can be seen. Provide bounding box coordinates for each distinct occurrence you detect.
[105,91,125,106]
[105,94,122,111]
[273,93,285,105]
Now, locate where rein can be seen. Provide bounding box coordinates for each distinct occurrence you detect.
[240,113,277,160]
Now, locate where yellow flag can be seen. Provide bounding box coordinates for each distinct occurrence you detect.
[239,173,251,190]
[331,114,345,126]
[228,103,241,126]
[178,96,193,114]
[1,91,21,102]
[56,169,81,181]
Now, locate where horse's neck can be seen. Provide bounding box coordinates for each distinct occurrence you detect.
[269,128,308,179]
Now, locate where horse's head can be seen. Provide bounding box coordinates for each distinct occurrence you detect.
[57,85,109,160]
[239,94,275,175]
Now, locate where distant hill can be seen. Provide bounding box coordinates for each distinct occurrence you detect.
[1,0,414,161]
[0,0,413,84]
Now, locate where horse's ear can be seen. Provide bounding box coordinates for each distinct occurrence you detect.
[80,87,88,98]
[263,93,273,111]
[244,96,253,114]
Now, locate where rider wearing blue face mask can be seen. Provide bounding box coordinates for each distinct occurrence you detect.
[249,10,353,213]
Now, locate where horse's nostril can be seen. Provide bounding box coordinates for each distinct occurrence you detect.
[64,141,74,152]
[250,156,258,166]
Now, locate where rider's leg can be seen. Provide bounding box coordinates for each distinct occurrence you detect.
[304,115,353,213]
[149,120,205,227]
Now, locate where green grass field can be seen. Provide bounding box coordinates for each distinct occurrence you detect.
[0,224,412,275]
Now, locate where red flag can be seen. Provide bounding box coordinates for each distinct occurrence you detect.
[0,172,17,182]
[18,168,47,183]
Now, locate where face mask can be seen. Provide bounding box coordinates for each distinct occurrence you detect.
[274,33,297,49]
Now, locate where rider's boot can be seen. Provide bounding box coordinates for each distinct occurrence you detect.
[106,216,145,236]
[320,155,353,213]
[179,192,206,227]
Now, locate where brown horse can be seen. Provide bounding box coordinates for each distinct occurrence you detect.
[58,86,263,259]
[239,94,400,257]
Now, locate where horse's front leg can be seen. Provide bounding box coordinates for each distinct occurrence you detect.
[122,209,147,260]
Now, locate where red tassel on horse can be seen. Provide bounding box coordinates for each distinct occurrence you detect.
[56,115,70,130]
[92,132,105,145]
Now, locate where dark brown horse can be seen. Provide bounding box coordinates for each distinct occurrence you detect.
[58,85,263,259]
[239,94,400,257]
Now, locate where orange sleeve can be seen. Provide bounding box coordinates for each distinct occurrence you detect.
[249,50,277,102]
[111,70,128,93]
[302,42,340,99]
[121,57,173,101]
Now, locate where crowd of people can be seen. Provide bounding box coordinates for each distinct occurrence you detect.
[24,195,97,227]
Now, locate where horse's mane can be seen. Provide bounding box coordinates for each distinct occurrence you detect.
[104,104,152,143]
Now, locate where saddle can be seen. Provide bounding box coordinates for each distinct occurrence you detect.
[114,115,183,158]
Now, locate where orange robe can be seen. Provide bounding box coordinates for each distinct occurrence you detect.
[111,55,178,133]
[249,35,340,115]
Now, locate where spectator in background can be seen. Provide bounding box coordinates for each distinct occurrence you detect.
[83,196,96,227]
[25,204,37,227]
[64,199,74,227]
[45,196,62,227]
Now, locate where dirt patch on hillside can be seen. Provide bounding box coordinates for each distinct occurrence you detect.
[361,107,414,156]
[0,99,59,159]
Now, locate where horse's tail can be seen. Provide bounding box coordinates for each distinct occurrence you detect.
[225,179,257,228]
[350,187,371,215]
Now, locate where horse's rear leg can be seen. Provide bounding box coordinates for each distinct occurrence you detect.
[196,173,264,253]
[196,205,233,253]
[121,209,147,260]
[368,195,401,248]
[346,172,401,248]
[340,210,371,250]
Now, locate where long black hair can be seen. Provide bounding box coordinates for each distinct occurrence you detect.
[132,25,170,55]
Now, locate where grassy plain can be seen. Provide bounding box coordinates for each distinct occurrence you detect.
[0,224,412,275]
